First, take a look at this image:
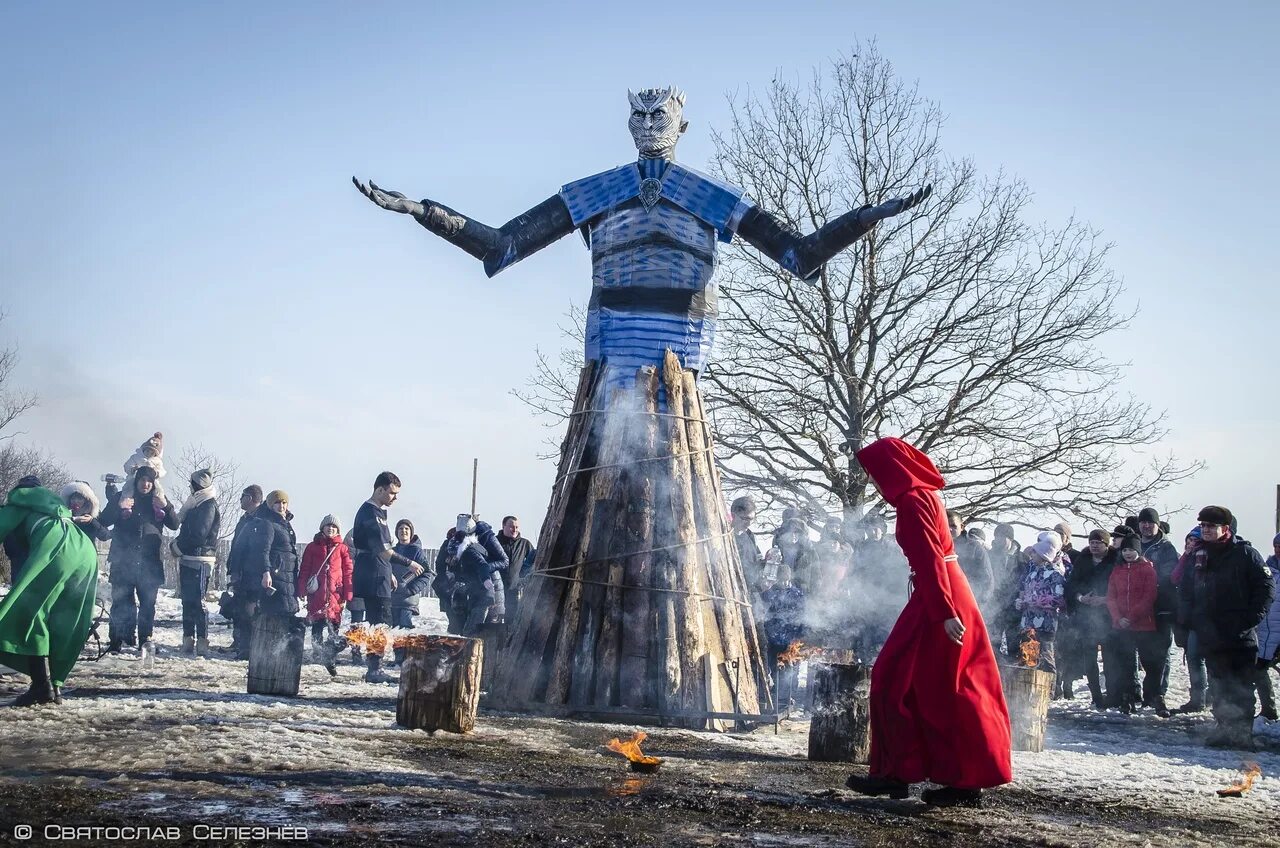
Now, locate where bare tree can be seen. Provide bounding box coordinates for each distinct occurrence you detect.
[514,46,1198,529]
[703,45,1197,527]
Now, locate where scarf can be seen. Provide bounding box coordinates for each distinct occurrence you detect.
[178,485,218,524]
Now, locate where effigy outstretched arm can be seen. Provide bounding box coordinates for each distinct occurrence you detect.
[736,185,931,280]
[353,178,576,277]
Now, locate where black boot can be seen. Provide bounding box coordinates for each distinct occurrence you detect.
[845,774,910,799]
[922,786,982,807]
[364,653,392,684]
[12,656,56,707]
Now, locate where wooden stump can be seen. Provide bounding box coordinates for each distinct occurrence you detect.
[490,354,771,727]
[397,636,484,734]
[807,662,871,763]
[247,614,304,697]
[999,664,1054,752]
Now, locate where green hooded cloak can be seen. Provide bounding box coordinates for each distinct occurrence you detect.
[0,486,99,687]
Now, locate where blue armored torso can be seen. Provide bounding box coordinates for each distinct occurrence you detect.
[559,159,752,390]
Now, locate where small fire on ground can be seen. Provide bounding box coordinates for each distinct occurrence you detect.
[776,640,853,668]
[344,624,466,656]
[1217,762,1262,797]
[606,731,663,773]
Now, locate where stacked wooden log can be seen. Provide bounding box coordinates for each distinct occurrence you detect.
[491,353,772,727]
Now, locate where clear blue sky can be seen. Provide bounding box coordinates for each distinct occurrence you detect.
[2,2,1277,543]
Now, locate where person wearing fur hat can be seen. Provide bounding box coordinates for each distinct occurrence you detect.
[173,469,221,656]
[99,466,179,655]
[1178,506,1274,747]
[1105,535,1163,714]
[59,481,111,543]
[1015,531,1069,675]
[298,515,353,678]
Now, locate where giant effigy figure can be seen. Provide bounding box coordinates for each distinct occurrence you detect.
[356,87,928,726]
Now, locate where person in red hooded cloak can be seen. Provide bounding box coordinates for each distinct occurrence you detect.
[845,437,1012,807]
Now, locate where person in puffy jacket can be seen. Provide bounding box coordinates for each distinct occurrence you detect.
[391,519,435,628]
[59,481,111,544]
[232,490,300,618]
[1015,531,1068,674]
[1105,535,1164,714]
[448,515,509,636]
[297,514,353,677]
[431,528,464,633]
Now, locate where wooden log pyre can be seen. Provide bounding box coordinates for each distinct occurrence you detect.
[999,664,1054,752]
[491,353,772,727]
[807,662,871,763]
[247,614,305,697]
[396,635,484,734]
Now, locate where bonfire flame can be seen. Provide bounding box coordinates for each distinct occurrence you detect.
[344,625,467,657]
[1020,630,1041,667]
[1217,762,1262,797]
[777,640,807,667]
[606,731,663,770]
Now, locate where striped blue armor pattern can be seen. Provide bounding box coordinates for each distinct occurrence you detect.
[560,158,753,392]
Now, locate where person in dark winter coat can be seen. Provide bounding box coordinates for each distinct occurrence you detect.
[297,514,354,677]
[497,515,535,627]
[391,519,434,629]
[988,523,1025,660]
[847,512,908,657]
[1105,535,1165,714]
[173,469,221,656]
[98,466,179,654]
[1066,529,1117,708]
[730,497,765,597]
[234,490,300,618]
[59,481,111,544]
[447,515,510,636]
[431,528,464,634]
[761,565,805,704]
[1178,506,1275,748]
[1136,507,1180,706]
[948,511,994,608]
[225,484,263,658]
[1256,534,1280,721]
[772,516,815,592]
[1171,527,1209,712]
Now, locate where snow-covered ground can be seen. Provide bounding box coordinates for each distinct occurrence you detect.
[1,587,1277,846]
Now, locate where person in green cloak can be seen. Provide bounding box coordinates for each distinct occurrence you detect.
[0,476,100,706]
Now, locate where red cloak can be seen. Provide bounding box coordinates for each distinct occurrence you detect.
[856,437,1012,789]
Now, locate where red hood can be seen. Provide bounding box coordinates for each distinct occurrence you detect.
[855,437,946,507]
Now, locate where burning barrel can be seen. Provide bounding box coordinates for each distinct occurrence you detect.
[247,614,305,697]
[396,635,484,734]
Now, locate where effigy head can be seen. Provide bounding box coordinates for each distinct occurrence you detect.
[628,86,688,159]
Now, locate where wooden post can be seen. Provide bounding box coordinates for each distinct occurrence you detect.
[807,662,871,763]
[247,614,304,697]
[999,664,1054,752]
[397,636,484,734]
[1275,484,1279,535]
[471,458,478,516]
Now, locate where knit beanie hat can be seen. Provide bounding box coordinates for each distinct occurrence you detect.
[1119,535,1142,553]
[1272,532,1280,546]
[993,522,1016,541]
[1137,507,1159,524]
[14,474,42,490]
[1196,505,1233,527]
[396,518,415,539]
[189,468,213,491]
[1186,526,1202,541]
[319,513,342,534]
[1088,528,1111,545]
[266,489,289,506]
[1033,530,1063,561]
[133,465,158,484]
[1112,525,1132,539]
[968,527,987,542]
[141,431,164,455]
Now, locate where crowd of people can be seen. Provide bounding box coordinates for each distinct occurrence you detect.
[1,430,1277,754]
[730,496,1280,751]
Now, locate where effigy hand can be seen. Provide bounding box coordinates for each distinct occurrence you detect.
[352,177,425,216]
[863,184,932,223]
